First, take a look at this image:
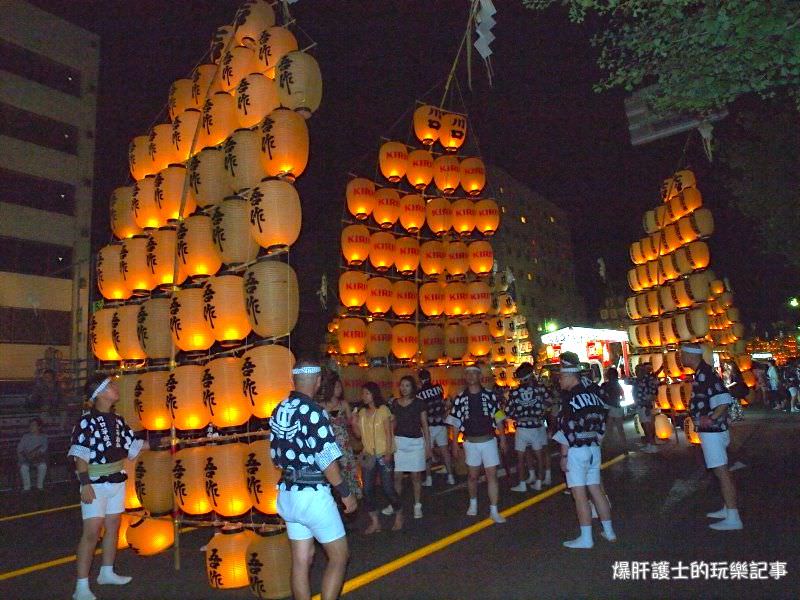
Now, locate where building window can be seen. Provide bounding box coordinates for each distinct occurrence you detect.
[527,273,532,281]
[0,168,76,215]
[550,215,556,223]
[0,40,82,97]
[0,102,79,155]
[520,216,527,224]
[0,307,71,345]
[0,237,72,278]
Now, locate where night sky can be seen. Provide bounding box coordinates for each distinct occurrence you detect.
[36,0,796,350]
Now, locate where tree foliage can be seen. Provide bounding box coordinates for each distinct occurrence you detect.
[523,0,800,115]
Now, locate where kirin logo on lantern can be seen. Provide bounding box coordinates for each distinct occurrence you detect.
[395,335,418,344]
[347,234,369,245]
[396,290,416,300]
[384,150,408,160]
[398,245,419,256]
[370,332,392,342]
[462,165,484,176]
[376,196,400,208]
[411,156,432,168]
[477,207,498,217]
[438,163,460,173]
[454,206,476,218]
[472,250,493,258]
[340,329,366,339]
[429,207,451,217]
[344,281,367,292]
[370,287,393,298]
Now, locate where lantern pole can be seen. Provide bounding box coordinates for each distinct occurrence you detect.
[439,0,480,109]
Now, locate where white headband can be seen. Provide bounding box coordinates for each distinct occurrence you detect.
[292,366,321,375]
[681,346,704,355]
[560,366,580,373]
[464,366,481,373]
[90,377,113,402]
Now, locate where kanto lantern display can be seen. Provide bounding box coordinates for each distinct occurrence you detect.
[203,274,252,345]
[378,141,408,182]
[459,157,486,196]
[206,526,257,589]
[243,259,299,339]
[276,51,323,117]
[127,517,174,556]
[341,224,370,265]
[204,442,252,517]
[413,104,443,146]
[346,177,376,220]
[405,149,434,190]
[173,444,211,514]
[433,155,461,195]
[259,107,309,180]
[241,343,295,419]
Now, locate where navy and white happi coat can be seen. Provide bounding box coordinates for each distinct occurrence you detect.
[690,360,733,433]
[67,408,144,482]
[506,381,552,429]
[553,382,608,448]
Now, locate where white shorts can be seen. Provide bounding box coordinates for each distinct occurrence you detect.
[428,425,449,448]
[276,487,345,544]
[565,446,602,488]
[394,436,426,472]
[608,406,624,419]
[514,426,548,452]
[80,481,125,520]
[637,408,652,423]
[698,430,730,470]
[463,438,500,469]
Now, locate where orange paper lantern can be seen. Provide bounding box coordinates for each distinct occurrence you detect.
[177,214,223,279]
[246,439,281,514]
[368,231,396,272]
[155,164,197,224]
[475,198,500,235]
[365,277,394,315]
[399,194,425,232]
[135,369,172,431]
[451,199,476,235]
[170,365,211,432]
[203,274,252,345]
[255,26,299,78]
[444,282,470,317]
[243,259,299,339]
[433,155,461,195]
[173,445,211,514]
[97,243,131,301]
[338,317,367,354]
[219,45,256,92]
[135,448,174,515]
[394,236,420,275]
[379,141,408,183]
[346,178,375,220]
[341,226,370,265]
[391,323,419,360]
[137,298,172,360]
[467,281,492,315]
[459,157,485,196]
[170,287,215,353]
[392,280,418,318]
[338,270,369,309]
[133,175,162,230]
[235,73,280,129]
[199,91,237,149]
[439,112,467,152]
[420,240,446,275]
[223,128,266,194]
[190,64,224,110]
[212,196,260,266]
[420,325,445,362]
[127,517,174,556]
[444,322,468,359]
[171,108,203,162]
[90,307,121,362]
[275,51,323,117]
[445,241,469,277]
[259,107,309,180]
[111,303,146,360]
[205,357,251,428]
[419,282,446,318]
[372,188,401,229]
[467,321,492,357]
[468,241,494,276]
[110,186,142,240]
[405,149,434,190]
[366,320,392,358]
[188,146,227,209]
[241,343,295,419]
[249,178,302,250]
[425,197,452,236]
[413,104,443,146]
[204,443,252,517]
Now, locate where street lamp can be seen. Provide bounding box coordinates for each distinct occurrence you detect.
[545,321,558,333]
[789,297,799,308]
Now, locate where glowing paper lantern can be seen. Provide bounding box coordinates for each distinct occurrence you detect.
[127,517,174,556]
[368,365,393,400]
[338,270,368,309]
[203,274,252,345]
[444,322,468,359]
[392,323,419,360]
[399,194,425,232]
[97,243,131,301]
[190,64,224,110]
[147,227,187,288]
[129,135,154,181]
[451,199,476,235]
[256,26,299,78]
[171,108,203,161]
[346,178,375,220]
[205,357,251,428]
[475,198,500,235]
[122,460,141,509]
[420,325,445,362]
[189,147,227,209]
[426,197,452,236]
[243,259,299,338]
[413,104,443,146]
[199,91,237,149]
[467,321,492,357]
[392,280,418,318]
[234,0,276,45]
[224,128,267,194]
[246,439,281,514]
[135,369,172,431]
[366,320,392,358]
[338,317,367,354]
[150,123,178,173]
[379,141,408,183]
[219,45,256,92]
[177,214,223,279]
[433,155,461,194]
[170,287,215,353]
[365,276,394,315]
[205,443,253,517]
[259,108,309,180]
[135,448,174,515]
[170,365,211,432]
[112,303,146,360]
[276,51,323,117]
[369,231,396,272]
[405,149,434,190]
[241,343,295,419]
[110,186,142,240]
[445,241,469,277]
[117,372,143,433]
[173,445,211,514]
[459,157,485,196]
[169,78,194,121]
[246,526,292,600]
[420,240,446,275]
[155,164,197,223]
[394,236,420,275]
[468,241,494,276]
[90,308,121,362]
[341,365,367,405]
[467,281,492,315]
[439,112,467,151]
[133,175,162,230]
[248,178,302,250]
[136,298,172,360]
[212,196,260,266]
[419,282,445,318]
[676,208,715,243]
[372,188,401,229]
[674,241,710,275]
[444,282,470,317]
[235,73,280,129]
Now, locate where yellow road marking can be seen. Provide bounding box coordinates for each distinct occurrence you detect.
[0,503,80,523]
[0,526,197,581]
[316,453,628,598]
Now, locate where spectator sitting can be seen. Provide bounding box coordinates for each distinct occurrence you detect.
[17,417,48,492]
[26,369,62,412]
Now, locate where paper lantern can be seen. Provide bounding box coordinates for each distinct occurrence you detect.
[444,282,469,317]
[475,199,500,235]
[169,78,194,121]
[341,365,367,405]
[467,321,492,357]
[672,169,697,193]
[366,320,392,358]
[127,517,174,556]
[122,459,141,510]
[378,141,408,182]
[339,270,368,309]
[439,112,467,152]
[241,343,294,419]
[189,147,227,209]
[171,108,203,162]
[204,357,251,428]
[224,128,266,194]
[426,197,452,236]
[447,365,466,397]
[495,293,516,316]
[136,298,171,360]
[170,365,211,431]
[661,271,711,312]
[246,526,292,600]
[206,526,256,590]
[190,64,224,110]
[338,317,367,354]
[742,369,756,388]
[419,325,445,362]
[177,214,223,279]
[467,281,492,315]
[97,244,131,301]
[365,277,394,315]
[394,236,420,276]
[243,259,299,338]
[445,241,469,277]
[368,365,393,401]
[667,187,703,223]
[392,280,418,318]
[459,157,485,196]
[147,227,187,288]
[433,155,461,195]
[256,26,299,78]
[207,24,234,65]
[110,186,142,240]
[90,308,121,362]
[420,240,446,275]
[346,178,375,220]
[235,0,276,45]
[468,241,493,276]
[276,51,323,117]
[135,448,174,516]
[736,354,752,372]
[405,149,434,190]
[133,175,162,230]
[246,439,281,514]
[248,178,302,251]
[259,108,309,180]
[372,188,401,229]
[391,323,419,360]
[399,193,425,232]
[659,316,680,345]
[112,303,146,360]
[129,135,154,181]
[150,123,178,173]
[668,382,691,411]
[173,445,211,514]
[199,91,237,149]
[170,287,215,353]
[212,196,260,266]
[116,370,142,432]
[203,274,252,345]
[219,45,256,92]
[677,208,714,243]
[135,369,171,431]
[235,73,280,129]
[419,282,445,318]
[413,104,443,146]
[369,231,396,272]
[451,199,475,236]
[155,165,197,224]
[653,413,673,440]
[674,241,710,275]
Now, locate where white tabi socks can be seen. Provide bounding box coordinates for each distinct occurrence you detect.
[709,508,743,531]
[543,469,552,486]
[97,565,132,585]
[563,525,593,549]
[600,520,617,542]
[706,506,728,519]
[490,505,506,524]
[466,497,478,516]
[72,578,95,600]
